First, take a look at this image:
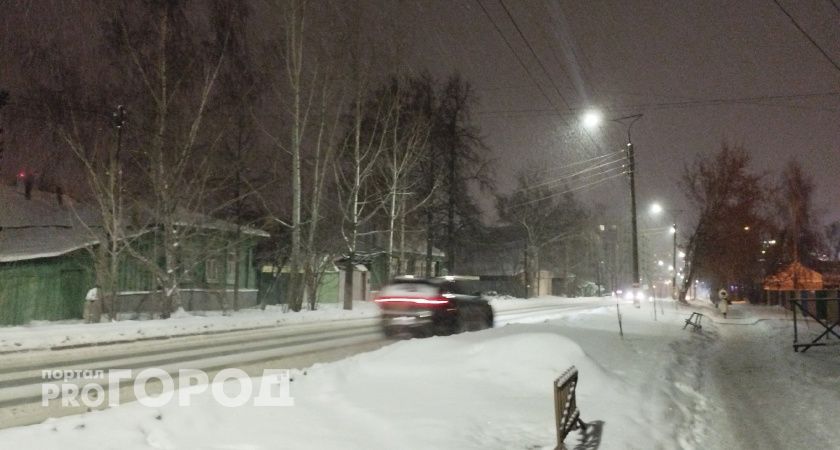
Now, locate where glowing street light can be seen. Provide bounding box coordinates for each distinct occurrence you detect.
[650,203,663,215]
[649,201,683,299]
[581,110,603,129]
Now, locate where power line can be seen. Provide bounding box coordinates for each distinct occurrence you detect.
[476,91,840,116]
[495,0,604,153]
[473,0,568,125]
[772,0,840,74]
[533,163,627,193]
[533,149,625,175]
[519,155,627,192]
[513,170,627,207]
[497,0,574,115]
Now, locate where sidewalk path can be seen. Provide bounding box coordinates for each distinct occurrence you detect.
[700,303,840,449]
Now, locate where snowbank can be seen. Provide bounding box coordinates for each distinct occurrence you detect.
[0,302,379,353]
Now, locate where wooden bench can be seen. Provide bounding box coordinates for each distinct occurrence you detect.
[554,366,586,450]
[683,312,703,331]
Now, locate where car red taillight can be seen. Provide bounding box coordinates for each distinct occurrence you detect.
[373,296,451,307]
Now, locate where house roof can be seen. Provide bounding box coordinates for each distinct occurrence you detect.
[1,185,268,263]
[0,185,101,263]
[763,261,823,290]
[366,231,445,258]
[172,210,270,238]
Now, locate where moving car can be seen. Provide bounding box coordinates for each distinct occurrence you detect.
[374,276,494,338]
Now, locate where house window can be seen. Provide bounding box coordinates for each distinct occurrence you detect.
[206,257,222,283]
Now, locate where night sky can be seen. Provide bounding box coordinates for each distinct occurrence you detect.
[2,0,838,227]
[373,0,840,226]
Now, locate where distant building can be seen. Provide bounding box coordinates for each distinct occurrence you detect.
[762,261,840,320]
[763,261,823,291]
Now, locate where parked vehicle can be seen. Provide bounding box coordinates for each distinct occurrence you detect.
[374,276,494,338]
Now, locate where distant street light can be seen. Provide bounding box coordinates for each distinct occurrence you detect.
[650,202,683,299]
[650,203,663,215]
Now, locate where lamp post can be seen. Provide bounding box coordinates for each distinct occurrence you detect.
[581,111,643,297]
[615,114,644,291]
[650,202,683,299]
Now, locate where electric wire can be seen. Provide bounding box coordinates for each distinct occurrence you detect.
[518,155,627,192]
[531,149,625,176]
[772,0,840,74]
[527,163,628,194]
[495,0,604,153]
[473,0,569,125]
[512,170,627,207]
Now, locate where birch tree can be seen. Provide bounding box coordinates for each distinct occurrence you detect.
[109,1,230,316]
[374,77,434,280]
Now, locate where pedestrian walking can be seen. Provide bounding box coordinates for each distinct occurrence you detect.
[718,288,729,318]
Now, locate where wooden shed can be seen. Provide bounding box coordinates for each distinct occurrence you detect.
[763,262,823,291]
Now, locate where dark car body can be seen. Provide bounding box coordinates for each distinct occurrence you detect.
[374,277,494,338]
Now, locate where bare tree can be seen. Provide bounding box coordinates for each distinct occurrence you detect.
[826,222,840,261]
[56,105,130,320]
[775,160,822,266]
[107,1,231,316]
[334,77,393,309]
[371,77,435,280]
[497,165,588,297]
[427,74,493,275]
[678,144,767,303]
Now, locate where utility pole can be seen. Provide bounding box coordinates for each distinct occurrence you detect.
[612,114,644,293]
[627,140,640,289]
[447,138,456,275]
[523,246,530,299]
[0,90,7,171]
[672,222,678,299]
[107,104,127,320]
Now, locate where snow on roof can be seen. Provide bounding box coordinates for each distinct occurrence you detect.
[0,227,98,262]
[0,184,76,228]
[0,186,268,263]
[172,210,270,238]
[0,185,101,262]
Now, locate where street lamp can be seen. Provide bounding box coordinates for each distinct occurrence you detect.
[582,110,603,129]
[650,202,683,299]
[650,203,663,215]
[582,111,644,294]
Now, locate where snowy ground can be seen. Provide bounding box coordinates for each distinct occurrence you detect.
[0,298,837,449]
[0,302,381,353]
[0,296,595,353]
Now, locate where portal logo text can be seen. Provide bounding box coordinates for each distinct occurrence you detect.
[41,368,294,408]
